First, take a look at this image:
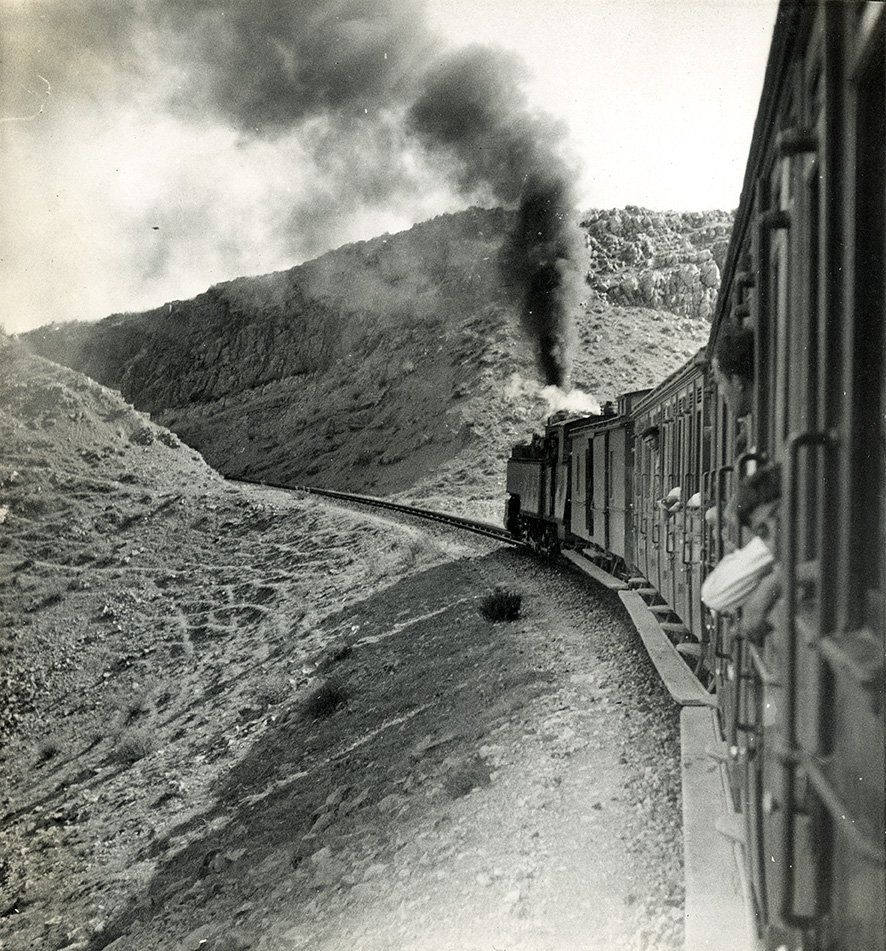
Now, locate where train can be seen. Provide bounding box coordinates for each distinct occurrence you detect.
[504,3,885,949]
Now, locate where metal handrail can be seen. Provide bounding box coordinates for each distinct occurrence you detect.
[779,429,836,927]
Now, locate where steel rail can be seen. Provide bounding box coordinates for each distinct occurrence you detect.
[232,479,524,546]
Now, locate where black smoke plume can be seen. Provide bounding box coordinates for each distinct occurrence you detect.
[407,45,583,387]
[9,0,584,384]
[501,174,582,387]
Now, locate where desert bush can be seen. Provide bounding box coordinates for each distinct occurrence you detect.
[443,755,493,798]
[114,686,155,727]
[36,736,62,763]
[129,426,154,446]
[115,728,155,764]
[354,449,377,467]
[370,534,437,581]
[303,678,348,720]
[479,588,522,622]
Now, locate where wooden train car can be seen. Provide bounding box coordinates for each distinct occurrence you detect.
[504,417,573,554]
[711,3,885,947]
[565,390,645,574]
[504,3,885,948]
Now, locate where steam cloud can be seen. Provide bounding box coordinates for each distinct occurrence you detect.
[6,0,584,384]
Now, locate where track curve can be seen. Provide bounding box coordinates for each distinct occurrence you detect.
[232,479,523,547]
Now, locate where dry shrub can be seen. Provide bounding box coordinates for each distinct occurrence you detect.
[36,736,62,764]
[479,588,522,622]
[371,534,437,581]
[444,756,493,798]
[115,729,155,764]
[114,686,155,727]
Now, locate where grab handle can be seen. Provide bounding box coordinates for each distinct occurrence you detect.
[779,430,836,927]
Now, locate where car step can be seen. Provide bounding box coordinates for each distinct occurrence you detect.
[660,622,691,636]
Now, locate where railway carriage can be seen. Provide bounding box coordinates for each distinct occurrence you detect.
[504,3,885,948]
[565,390,644,575]
[631,356,711,650]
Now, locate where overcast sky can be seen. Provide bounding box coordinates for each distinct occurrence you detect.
[1,0,779,335]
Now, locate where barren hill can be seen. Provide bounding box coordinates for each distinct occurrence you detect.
[0,205,730,948]
[22,206,730,519]
[0,335,684,950]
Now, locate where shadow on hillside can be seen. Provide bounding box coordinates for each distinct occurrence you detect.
[88,546,558,949]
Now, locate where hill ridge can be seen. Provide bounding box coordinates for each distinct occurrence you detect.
[21,205,727,505]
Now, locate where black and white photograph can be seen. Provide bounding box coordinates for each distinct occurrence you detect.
[1,1,883,949]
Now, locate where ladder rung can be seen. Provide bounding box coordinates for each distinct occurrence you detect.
[660,622,690,635]
[647,604,674,616]
[636,587,658,598]
[706,742,730,763]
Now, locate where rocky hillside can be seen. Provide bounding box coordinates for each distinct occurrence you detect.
[0,334,684,951]
[22,207,728,515]
[580,208,731,321]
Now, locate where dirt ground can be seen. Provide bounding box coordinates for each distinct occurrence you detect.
[0,342,683,951]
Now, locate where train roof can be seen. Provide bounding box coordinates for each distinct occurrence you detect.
[630,347,707,417]
[708,0,805,355]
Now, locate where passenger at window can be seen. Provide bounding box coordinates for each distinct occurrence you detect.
[640,425,660,452]
[734,466,820,643]
[700,465,780,616]
[705,322,757,536]
[712,321,754,421]
[657,484,683,518]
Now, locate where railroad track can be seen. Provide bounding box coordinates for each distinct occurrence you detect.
[237,479,711,700]
[234,480,523,547]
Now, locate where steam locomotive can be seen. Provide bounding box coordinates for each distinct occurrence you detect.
[505,4,885,949]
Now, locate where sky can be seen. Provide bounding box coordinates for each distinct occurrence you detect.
[0,0,779,335]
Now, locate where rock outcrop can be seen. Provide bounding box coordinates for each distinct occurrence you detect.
[581,207,732,321]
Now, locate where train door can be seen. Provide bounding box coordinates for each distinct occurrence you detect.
[592,431,608,552]
[687,378,707,641]
[674,387,695,630]
[635,418,653,582]
[648,420,663,595]
[751,91,793,932]
[608,427,628,562]
[569,430,589,543]
[660,398,679,610]
[586,437,595,543]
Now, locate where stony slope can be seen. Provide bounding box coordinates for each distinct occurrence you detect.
[21,207,728,518]
[0,336,684,951]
